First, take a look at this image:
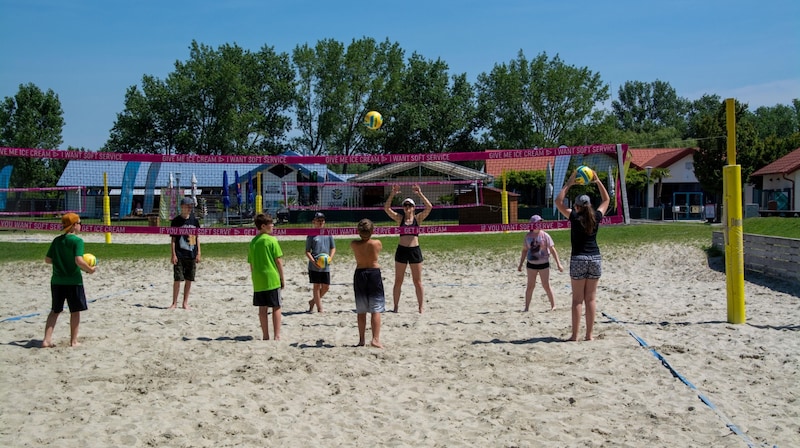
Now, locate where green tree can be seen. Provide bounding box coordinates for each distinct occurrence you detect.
[693,99,758,194]
[106,41,295,155]
[476,51,609,148]
[292,37,405,164]
[612,80,690,134]
[382,53,478,154]
[752,103,799,139]
[0,83,65,187]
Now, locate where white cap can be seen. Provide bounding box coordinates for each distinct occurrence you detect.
[402,198,415,206]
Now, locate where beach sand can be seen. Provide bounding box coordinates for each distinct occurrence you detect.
[0,236,797,447]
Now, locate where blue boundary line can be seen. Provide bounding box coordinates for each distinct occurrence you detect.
[1,287,150,323]
[603,311,776,448]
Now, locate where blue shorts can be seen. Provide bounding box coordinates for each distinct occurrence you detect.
[353,268,386,314]
[50,284,88,313]
[569,254,602,280]
[253,289,282,308]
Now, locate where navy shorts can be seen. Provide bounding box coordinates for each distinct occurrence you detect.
[569,254,602,280]
[174,258,196,282]
[395,245,423,264]
[308,271,331,285]
[353,268,386,314]
[253,289,282,308]
[50,284,88,313]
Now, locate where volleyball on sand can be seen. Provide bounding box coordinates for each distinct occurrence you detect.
[83,253,97,267]
[575,166,594,185]
[364,111,383,130]
[315,253,331,269]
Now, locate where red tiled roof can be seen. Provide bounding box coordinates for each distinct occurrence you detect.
[751,147,800,176]
[484,151,553,177]
[484,148,696,177]
[628,148,696,170]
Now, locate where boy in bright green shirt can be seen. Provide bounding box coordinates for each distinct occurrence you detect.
[43,213,96,347]
[247,213,284,340]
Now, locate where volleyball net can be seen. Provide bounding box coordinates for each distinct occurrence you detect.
[0,144,629,238]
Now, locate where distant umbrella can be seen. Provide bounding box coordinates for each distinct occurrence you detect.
[234,170,242,206]
[545,160,553,201]
[190,172,198,207]
[608,165,615,198]
[248,171,254,206]
[222,170,230,209]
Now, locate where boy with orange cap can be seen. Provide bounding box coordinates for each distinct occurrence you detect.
[43,213,96,347]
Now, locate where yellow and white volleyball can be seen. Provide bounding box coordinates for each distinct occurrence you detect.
[315,253,331,269]
[364,110,383,130]
[575,166,594,185]
[83,253,97,267]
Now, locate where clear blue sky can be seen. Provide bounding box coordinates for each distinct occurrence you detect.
[2,0,798,151]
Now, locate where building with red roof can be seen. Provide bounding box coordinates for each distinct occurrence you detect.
[750,147,800,213]
[484,147,706,219]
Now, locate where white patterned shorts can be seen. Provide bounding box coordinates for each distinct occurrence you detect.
[569,254,602,280]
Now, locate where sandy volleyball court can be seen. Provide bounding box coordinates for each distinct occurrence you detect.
[0,235,797,447]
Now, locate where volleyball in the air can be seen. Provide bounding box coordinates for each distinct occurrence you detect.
[364,110,383,130]
[315,253,331,269]
[83,253,97,267]
[575,166,594,185]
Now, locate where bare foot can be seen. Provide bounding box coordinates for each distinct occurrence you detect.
[584,336,594,341]
[41,341,54,348]
[182,303,191,310]
[370,340,384,349]
[418,307,424,314]
[308,300,315,313]
[70,341,81,347]
[566,337,578,342]
[356,341,365,347]
[550,306,557,311]
[168,304,177,310]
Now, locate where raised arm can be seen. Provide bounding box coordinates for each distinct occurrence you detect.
[384,184,401,223]
[555,171,576,218]
[413,185,433,222]
[594,170,611,216]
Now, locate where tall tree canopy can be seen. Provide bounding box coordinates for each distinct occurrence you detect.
[105,41,295,155]
[0,83,65,187]
[692,99,759,195]
[612,80,690,134]
[382,53,477,154]
[475,51,609,148]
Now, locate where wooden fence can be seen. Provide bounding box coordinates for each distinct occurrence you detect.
[711,232,800,284]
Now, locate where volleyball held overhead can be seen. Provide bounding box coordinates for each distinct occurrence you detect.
[575,165,593,185]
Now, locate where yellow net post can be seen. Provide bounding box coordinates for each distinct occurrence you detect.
[724,98,745,323]
[103,172,112,244]
[255,171,263,214]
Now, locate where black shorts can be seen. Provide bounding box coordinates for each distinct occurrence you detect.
[308,271,331,285]
[174,258,196,282]
[526,261,550,270]
[395,245,423,264]
[50,284,88,313]
[253,289,282,308]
